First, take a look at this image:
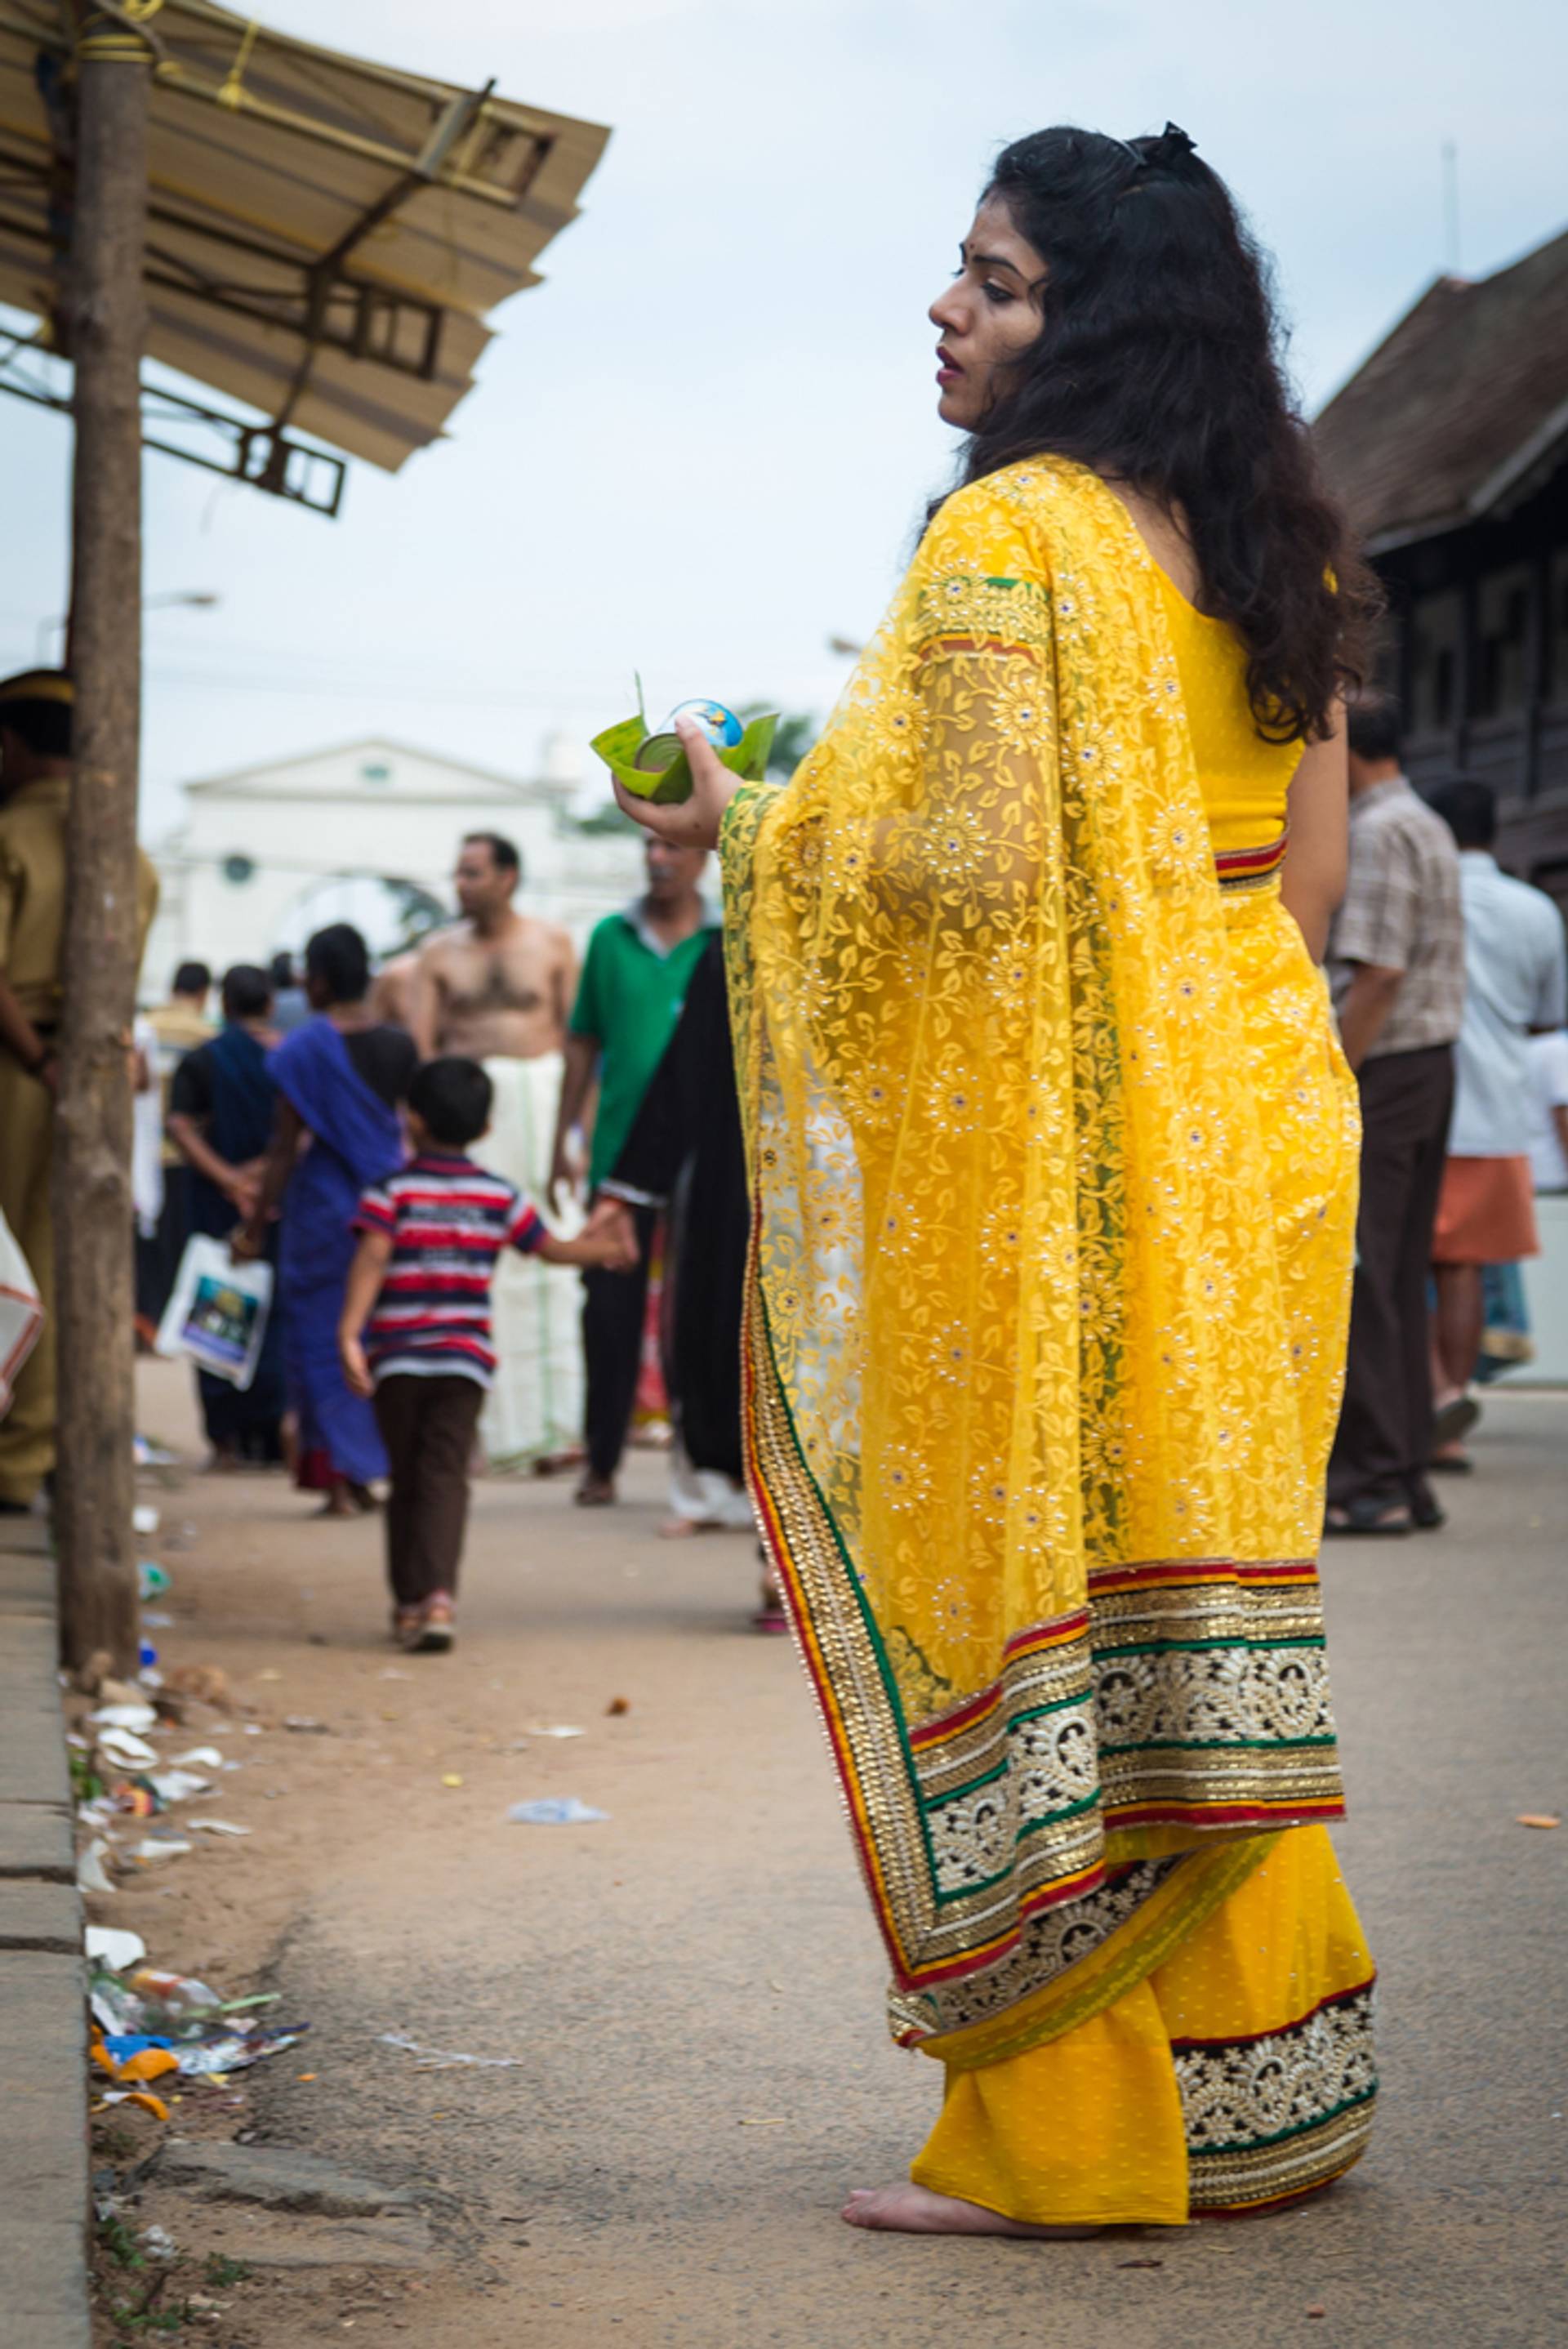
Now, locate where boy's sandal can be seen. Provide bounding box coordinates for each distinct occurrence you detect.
[751,1604,789,1635]
[1324,1498,1413,1537]
[403,1594,455,1653]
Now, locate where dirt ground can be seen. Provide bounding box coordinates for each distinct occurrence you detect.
[83,1359,1568,2349]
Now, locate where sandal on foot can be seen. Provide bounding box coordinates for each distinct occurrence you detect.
[403,1594,455,1653]
[1432,1394,1480,1451]
[575,1474,616,1508]
[1324,1497,1413,1537]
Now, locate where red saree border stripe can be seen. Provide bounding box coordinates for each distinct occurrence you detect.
[907,1609,1091,1752]
[895,1856,1111,1995]
[1086,1557,1317,1594]
[1107,1796,1346,1830]
[1213,828,1289,879]
[1168,1972,1376,2055]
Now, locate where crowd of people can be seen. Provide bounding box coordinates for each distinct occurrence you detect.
[1325,695,1568,1535]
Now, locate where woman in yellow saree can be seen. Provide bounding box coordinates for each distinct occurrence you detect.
[615,123,1378,2233]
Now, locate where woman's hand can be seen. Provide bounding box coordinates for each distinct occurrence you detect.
[610,715,744,851]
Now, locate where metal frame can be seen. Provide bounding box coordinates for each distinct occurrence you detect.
[0,323,346,513]
[0,2,551,510]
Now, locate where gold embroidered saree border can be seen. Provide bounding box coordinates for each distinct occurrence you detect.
[915,1834,1278,2073]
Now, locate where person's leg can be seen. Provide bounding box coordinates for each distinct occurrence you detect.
[1325,1054,1417,1526]
[1432,1263,1485,1402]
[402,1377,484,1649]
[0,1060,56,1507]
[372,1378,421,1623]
[1396,1049,1454,1514]
[580,1206,653,1496]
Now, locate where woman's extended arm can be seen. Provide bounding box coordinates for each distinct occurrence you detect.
[1279,705,1348,964]
[233,1096,305,1259]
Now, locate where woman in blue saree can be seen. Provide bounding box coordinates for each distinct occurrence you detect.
[239,925,416,1517]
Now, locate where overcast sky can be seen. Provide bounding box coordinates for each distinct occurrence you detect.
[3,0,1565,841]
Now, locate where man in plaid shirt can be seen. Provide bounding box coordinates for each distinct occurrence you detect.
[1325,697,1465,1536]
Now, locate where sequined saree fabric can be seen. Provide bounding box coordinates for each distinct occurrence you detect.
[720,457,1370,2213]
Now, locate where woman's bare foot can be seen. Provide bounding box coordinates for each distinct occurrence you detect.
[576,1473,616,1507]
[841,2183,1102,2237]
[314,1483,358,1519]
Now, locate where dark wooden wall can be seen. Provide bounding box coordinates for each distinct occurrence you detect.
[1375,461,1568,918]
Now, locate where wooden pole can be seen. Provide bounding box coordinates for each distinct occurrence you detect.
[53,11,153,1673]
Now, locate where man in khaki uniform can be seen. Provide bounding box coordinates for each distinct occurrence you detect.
[0,671,159,1509]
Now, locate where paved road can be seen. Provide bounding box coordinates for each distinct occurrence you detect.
[144,1375,1568,2347]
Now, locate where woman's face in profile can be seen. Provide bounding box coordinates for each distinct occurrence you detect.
[929,197,1047,430]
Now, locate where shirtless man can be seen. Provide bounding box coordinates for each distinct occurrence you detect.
[409,833,584,1469]
[409,834,574,1063]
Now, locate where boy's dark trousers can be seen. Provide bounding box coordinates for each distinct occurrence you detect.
[372,1374,485,1605]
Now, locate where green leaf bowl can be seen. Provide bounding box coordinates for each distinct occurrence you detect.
[589,710,779,805]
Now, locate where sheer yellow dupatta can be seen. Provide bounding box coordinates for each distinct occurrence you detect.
[722,459,1350,2057]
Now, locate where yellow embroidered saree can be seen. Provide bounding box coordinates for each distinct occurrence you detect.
[721,458,1375,2218]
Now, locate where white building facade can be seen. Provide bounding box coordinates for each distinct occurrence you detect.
[143,734,647,995]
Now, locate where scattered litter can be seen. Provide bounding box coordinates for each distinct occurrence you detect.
[140,2225,176,2259]
[506,1797,608,1825]
[283,1715,330,1734]
[141,1610,174,1629]
[1307,2309,1326,2321]
[132,1835,194,1865]
[134,1433,178,1467]
[91,1701,158,1734]
[171,1745,225,1769]
[523,1723,585,1740]
[138,1560,170,1600]
[145,1769,212,1805]
[90,1964,306,2083]
[241,1723,262,1736]
[86,1927,146,1971]
[605,1696,630,1717]
[100,2086,171,2120]
[78,1839,117,1894]
[139,1640,158,1673]
[737,2116,786,2127]
[379,1668,411,1681]
[188,1817,252,1837]
[440,1774,464,1789]
[1517,1812,1560,1830]
[132,1505,161,1536]
[378,2030,520,2070]
[1117,2258,1165,2269]
[296,2070,318,2081]
[96,1726,158,1769]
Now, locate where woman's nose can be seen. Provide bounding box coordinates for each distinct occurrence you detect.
[929,285,965,334]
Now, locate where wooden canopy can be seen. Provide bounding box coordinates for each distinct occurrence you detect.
[0,0,609,484]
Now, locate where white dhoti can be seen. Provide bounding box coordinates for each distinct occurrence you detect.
[479,1054,584,1469]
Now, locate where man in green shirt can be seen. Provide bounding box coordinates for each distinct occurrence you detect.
[550,838,718,1503]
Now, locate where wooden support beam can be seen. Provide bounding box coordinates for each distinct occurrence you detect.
[52,11,153,1673]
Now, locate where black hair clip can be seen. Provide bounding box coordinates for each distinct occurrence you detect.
[1116,122,1199,175]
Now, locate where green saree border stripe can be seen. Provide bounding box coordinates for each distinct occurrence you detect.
[1187,2084,1378,2162]
[1096,1634,1327,1660]
[928,1834,1281,2074]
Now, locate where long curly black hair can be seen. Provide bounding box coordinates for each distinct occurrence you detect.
[959,124,1378,744]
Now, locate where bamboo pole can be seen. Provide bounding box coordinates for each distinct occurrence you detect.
[52,11,154,1673]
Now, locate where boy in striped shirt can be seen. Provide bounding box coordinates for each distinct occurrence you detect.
[340,1058,633,1651]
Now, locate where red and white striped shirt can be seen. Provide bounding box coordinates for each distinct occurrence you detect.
[354,1152,545,1388]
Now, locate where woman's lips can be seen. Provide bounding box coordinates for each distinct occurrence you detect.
[936,346,963,387]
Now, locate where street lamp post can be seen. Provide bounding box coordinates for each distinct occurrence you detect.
[33,589,220,667]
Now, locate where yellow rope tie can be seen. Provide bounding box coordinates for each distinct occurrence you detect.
[216,18,261,109]
[77,0,163,62]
